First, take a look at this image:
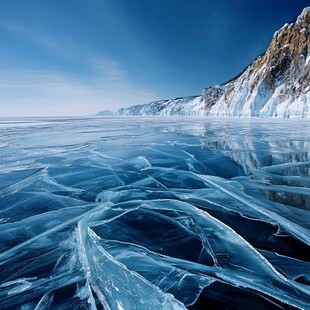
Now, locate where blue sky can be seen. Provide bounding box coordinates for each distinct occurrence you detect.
[0,0,309,116]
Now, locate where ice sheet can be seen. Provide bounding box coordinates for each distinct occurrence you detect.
[0,117,309,309]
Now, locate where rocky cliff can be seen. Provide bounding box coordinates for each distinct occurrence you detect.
[205,7,310,118]
[111,7,310,118]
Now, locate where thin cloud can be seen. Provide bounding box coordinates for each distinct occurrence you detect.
[0,20,25,33]
[0,19,80,59]
[91,56,128,83]
[0,20,159,116]
[0,68,159,117]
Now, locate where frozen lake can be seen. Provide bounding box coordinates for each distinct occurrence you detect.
[0,117,309,309]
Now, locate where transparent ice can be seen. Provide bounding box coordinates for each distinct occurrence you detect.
[0,117,309,309]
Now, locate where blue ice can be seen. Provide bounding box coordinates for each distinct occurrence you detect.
[0,117,309,309]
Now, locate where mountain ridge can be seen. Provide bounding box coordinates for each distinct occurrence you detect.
[99,7,310,118]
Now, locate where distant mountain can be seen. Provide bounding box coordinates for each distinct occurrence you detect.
[97,110,114,116]
[101,7,310,118]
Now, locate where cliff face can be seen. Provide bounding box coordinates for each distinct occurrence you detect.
[117,96,201,116]
[113,7,310,118]
[205,7,310,118]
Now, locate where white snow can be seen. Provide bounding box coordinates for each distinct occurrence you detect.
[301,7,310,16]
[297,7,310,22]
[306,54,310,66]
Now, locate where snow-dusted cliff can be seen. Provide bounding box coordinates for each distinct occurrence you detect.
[205,7,310,118]
[104,7,310,118]
[116,96,201,116]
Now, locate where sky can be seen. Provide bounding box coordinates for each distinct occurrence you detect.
[0,0,309,117]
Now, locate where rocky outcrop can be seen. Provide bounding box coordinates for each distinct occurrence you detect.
[109,7,310,118]
[204,7,310,118]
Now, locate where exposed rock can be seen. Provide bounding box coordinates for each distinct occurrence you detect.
[205,7,310,118]
[112,7,310,118]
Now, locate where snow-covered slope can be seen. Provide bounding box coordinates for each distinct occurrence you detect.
[206,7,310,118]
[109,7,310,118]
[117,96,201,116]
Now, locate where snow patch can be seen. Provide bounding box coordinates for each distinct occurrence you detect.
[297,7,310,22]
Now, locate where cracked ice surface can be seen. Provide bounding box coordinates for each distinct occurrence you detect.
[0,117,309,309]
